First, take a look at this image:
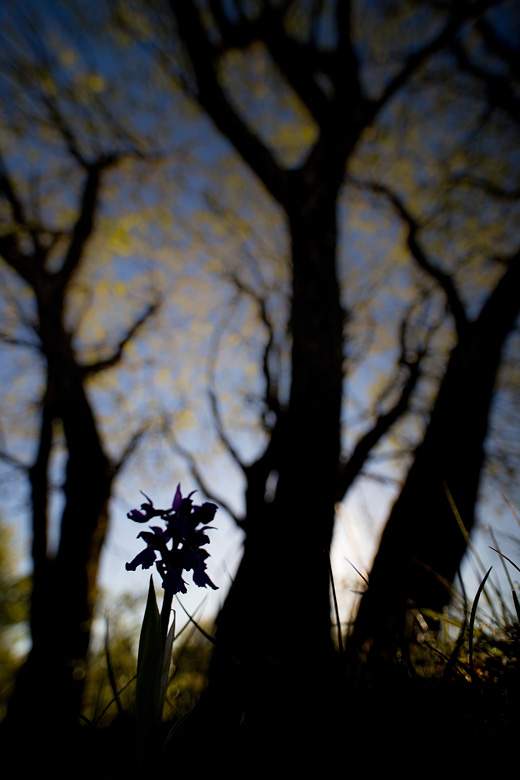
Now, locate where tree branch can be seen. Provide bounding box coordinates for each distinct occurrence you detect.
[449,173,520,201]
[59,154,118,287]
[453,37,520,124]
[203,286,251,475]
[370,0,498,118]
[0,448,29,472]
[170,0,289,205]
[0,332,40,350]
[166,426,243,525]
[0,153,42,277]
[80,300,160,376]
[476,17,520,81]
[0,153,27,228]
[207,387,247,474]
[221,269,281,423]
[263,17,338,124]
[112,422,151,475]
[336,309,426,502]
[350,177,469,337]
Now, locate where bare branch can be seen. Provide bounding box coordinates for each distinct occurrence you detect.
[40,92,88,168]
[349,177,469,337]
[0,448,29,472]
[0,152,27,227]
[80,300,160,376]
[370,0,499,117]
[60,154,119,287]
[207,387,247,474]
[356,470,402,488]
[336,309,426,502]
[112,423,151,475]
[449,173,520,201]
[263,12,340,125]
[169,1,289,205]
[453,37,520,124]
[166,427,243,526]
[0,153,44,275]
[0,333,40,350]
[476,17,520,81]
[203,285,249,475]
[222,269,281,423]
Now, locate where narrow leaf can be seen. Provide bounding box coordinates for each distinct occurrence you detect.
[135,577,163,765]
[468,566,492,682]
[512,589,520,625]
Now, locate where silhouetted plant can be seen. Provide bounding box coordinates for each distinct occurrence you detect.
[125,484,218,769]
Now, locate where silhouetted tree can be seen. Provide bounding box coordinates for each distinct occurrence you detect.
[351,6,520,660]
[163,1,498,735]
[352,210,520,659]
[0,4,158,738]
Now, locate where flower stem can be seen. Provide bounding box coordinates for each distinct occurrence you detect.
[161,589,173,649]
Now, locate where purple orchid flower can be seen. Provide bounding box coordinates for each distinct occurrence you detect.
[126,484,218,595]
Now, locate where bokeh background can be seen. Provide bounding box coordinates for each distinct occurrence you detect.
[0,0,519,747]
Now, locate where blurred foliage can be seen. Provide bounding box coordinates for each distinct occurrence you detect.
[0,518,29,722]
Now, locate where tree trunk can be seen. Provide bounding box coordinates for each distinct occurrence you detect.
[351,256,520,661]
[5,292,113,738]
[204,186,345,750]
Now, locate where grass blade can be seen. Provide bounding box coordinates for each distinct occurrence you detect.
[468,566,492,683]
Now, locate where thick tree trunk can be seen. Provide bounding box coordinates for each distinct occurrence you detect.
[165,2,480,759]
[5,294,113,738]
[351,256,520,661]
[203,189,345,751]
